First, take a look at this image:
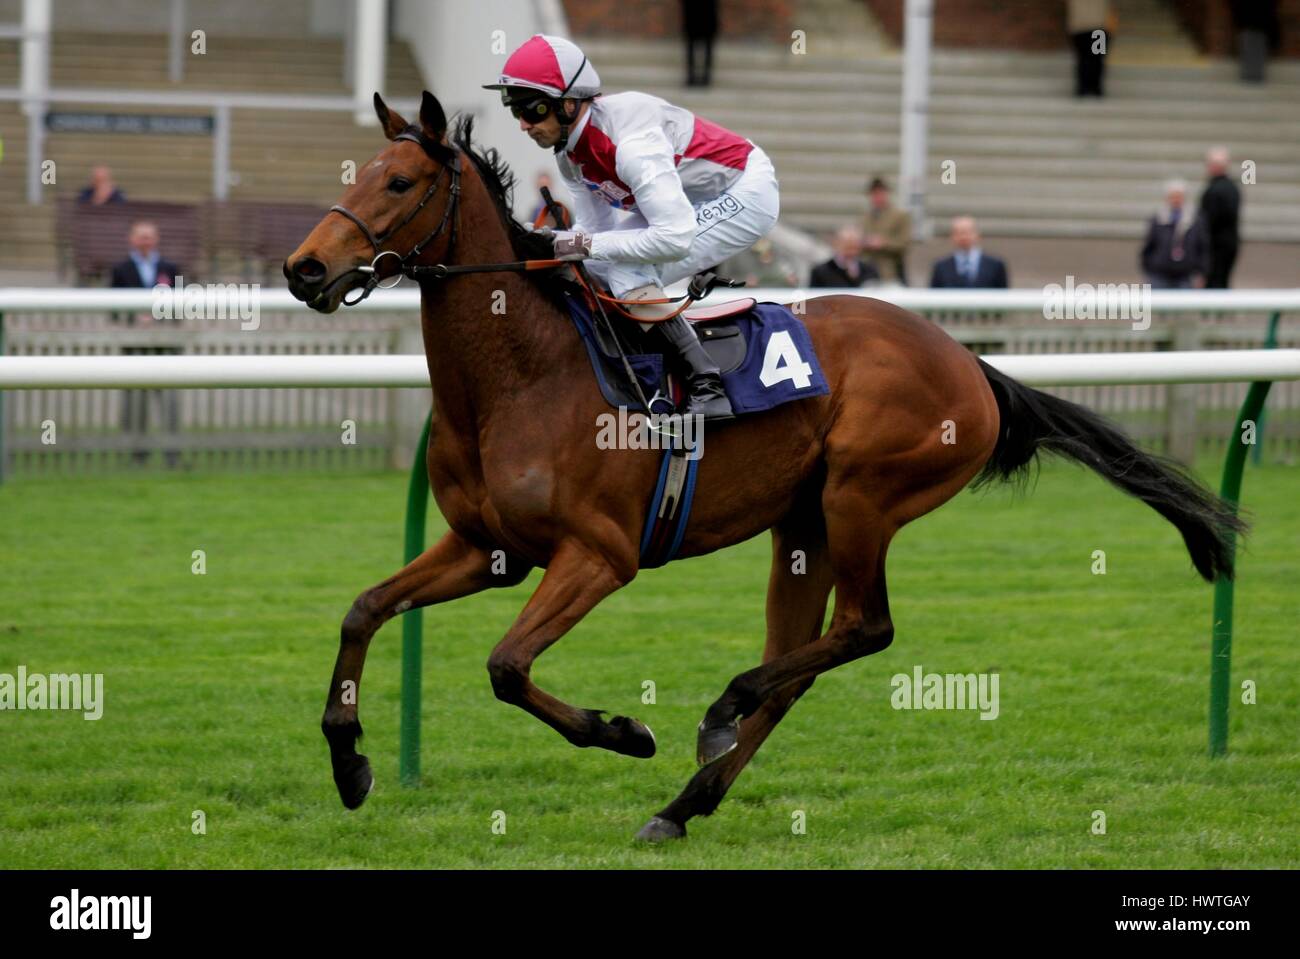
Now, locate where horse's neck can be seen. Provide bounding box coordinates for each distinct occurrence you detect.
[418,179,576,429]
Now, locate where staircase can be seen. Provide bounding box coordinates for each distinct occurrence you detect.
[0,32,425,276]
[789,0,891,58]
[1109,0,1201,66]
[577,0,1300,245]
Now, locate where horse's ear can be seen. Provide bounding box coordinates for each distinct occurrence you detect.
[374,92,408,141]
[419,91,447,142]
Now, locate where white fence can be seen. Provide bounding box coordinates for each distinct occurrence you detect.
[1,288,1297,476]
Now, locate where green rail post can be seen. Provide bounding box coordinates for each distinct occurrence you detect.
[399,410,432,786]
[1209,379,1273,757]
[1250,312,1281,466]
[0,311,6,485]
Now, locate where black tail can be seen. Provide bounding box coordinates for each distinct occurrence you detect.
[974,359,1247,581]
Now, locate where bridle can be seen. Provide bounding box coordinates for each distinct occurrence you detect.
[327,129,462,305]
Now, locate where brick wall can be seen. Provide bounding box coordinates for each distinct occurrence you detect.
[1171,0,1300,58]
[866,0,1300,57]
[863,0,1065,50]
[568,0,1300,57]
[563,0,795,44]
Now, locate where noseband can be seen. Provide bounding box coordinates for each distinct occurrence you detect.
[328,129,462,305]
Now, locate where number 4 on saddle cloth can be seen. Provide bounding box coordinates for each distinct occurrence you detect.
[560,286,830,569]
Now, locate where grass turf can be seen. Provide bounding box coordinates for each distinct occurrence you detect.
[0,459,1296,868]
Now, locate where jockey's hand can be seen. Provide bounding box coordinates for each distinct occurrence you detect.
[537,228,592,262]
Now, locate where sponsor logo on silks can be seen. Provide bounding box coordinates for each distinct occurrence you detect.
[50,890,151,939]
[585,179,633,209]
[695,193,745,235]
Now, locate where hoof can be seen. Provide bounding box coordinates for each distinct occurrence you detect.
[696,717,740,767]
[635,816,686,842]
[333,753,374,810]
[608,715,657,758]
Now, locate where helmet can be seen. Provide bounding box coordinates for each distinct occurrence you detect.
[482,34,602,102]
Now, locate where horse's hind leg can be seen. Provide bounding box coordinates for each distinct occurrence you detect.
[694,480,896,770]
[323,530,528,809]
[637,511,834,841]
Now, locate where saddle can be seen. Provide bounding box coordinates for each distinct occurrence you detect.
[564,276,828,418]
[562,271,829,570]
[579,272,756,398]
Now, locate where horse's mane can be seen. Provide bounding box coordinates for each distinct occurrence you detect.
[444,114,572,306]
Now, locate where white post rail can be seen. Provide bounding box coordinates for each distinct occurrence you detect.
[0,287,1292,764]
[899,0,932,242]
[1,287,1298,314]
[20,0,50,205]
[1,350,1298,391]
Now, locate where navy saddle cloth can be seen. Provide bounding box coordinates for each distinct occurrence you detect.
[561,289,829,415]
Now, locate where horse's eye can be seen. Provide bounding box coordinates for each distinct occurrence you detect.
[388,177,413,194]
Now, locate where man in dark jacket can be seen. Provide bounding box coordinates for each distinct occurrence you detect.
[1198,146,1241,289]
[810,226,879,288]
[1141,180,1208,289]
[681,0,719,87]
[110,220,179,292]
[109,220,183,466]
[930,216,1009,288]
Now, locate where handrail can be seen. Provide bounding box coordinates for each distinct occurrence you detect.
[1,287,1298,314]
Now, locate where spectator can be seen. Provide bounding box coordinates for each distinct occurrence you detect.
[1199,146,1241,289]
[1068,0,1114,97]
[1140,179,1208,289]
[529,172,571,228]
[1232,0,1279,83]
[110,221,179,291]
[810,226,879,288]
[78,164,126,205]
[861,177,911,285]
[930,217,1009,288]
[682,0,719,88]
[723,236,801,288]
[110,221,182,467]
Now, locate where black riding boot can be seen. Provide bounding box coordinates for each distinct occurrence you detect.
[659,312,734,421]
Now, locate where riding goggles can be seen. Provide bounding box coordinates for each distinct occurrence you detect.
[504,93,555,125]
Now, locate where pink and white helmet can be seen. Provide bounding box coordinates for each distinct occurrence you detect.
[482,34,602,101]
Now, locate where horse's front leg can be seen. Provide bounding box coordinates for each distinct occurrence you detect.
[486,540,655,758]
[323,530,529,808]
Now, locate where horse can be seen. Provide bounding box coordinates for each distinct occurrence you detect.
[284,91,1245,841]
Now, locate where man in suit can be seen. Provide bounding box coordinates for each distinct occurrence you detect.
[810,226,879,288]
[930,217,1009,288]
[1198,146,1241,289]
[110,221,179,292]
[109,220,182,466]
[861,177,911,284]
[1141,179,1208,289]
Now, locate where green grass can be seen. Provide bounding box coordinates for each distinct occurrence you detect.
[0,459,1297,869]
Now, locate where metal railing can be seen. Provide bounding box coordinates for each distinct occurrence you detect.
[1,286,1295,772]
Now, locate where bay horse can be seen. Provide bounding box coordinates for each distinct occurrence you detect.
[285,92,1244,841]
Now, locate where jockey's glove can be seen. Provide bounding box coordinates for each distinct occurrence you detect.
[537,228,592,262]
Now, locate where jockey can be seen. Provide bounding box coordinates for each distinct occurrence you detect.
[484,34,781,421]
